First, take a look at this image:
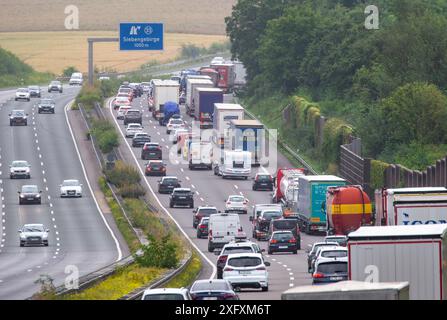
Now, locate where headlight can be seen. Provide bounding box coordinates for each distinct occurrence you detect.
[10,169,14,173]
[20,235,26,239]
[20,195,25,198]
[36,194,41,198]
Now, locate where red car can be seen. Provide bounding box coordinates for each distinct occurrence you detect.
[145,161,166,176]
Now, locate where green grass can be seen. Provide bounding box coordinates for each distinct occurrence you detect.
[164,252,202,288]
[98,177,141,253]
[65,265,165,300]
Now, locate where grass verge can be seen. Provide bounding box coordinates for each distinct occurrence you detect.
[163,252,202,288]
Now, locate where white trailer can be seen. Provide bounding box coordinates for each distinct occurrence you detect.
[215,150,252,180]
[213,103,245,146]
[348,224,447,300]
[185,78,214,116]
[231,60,247,88]
[375,187,447,226]
[150,80,179,121]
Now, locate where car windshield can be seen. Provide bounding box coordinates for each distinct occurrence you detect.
[272,232,293,240]
[12,161,28,167]
[63,180,79,186]
[23,225,44,232]
[170,119,183,125]
[143,294,184,300]
[223,247,253,255]
[262,211,282,219]
[51,81,60,85]
[312,243,339,254]
[257,175,271,181]
[40,99,54,105]
[191,281,230,291]
[229,196,244,202]
[316,262,348,274]
[321,250,347,258]
[273,220,296,230]
[162,178,178,184]
[136,134,149,138]
[17,88,28,92]
[174,190,191,195]
[228,257,262,268]
[22,186,38,193]
[128,124,141,129]
[12,111,25,116]
[197,208,218,215]
[29,86,39,90]
[326,238,348,246]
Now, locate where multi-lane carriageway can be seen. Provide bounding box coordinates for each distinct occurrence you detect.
[0,86,126,300]
[108,95,324,300]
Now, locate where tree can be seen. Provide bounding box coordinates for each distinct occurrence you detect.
[62,66,78,77]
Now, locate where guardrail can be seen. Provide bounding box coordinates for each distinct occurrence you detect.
[243,108,318,175]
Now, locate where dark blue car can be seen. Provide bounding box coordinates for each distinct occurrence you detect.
[312,259,348,284]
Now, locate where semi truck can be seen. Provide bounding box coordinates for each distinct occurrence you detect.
[227,119,264,167]
[210,63,235,93]
[324,185,373,235]
[297,175,347,234]
[193,87,223,129]
[348,224,447,300]
[272,168,306,204]
[149,80,179,121]
[180,69,200,92]
[185,78,214,116]
[213,103,245,146]
[375,187,447,226]
[199,67,220,87]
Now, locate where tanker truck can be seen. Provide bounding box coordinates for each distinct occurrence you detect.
[324,185,373,235]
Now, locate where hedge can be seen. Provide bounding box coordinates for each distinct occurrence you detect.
[370,159,390,190]
[321,118,353,167]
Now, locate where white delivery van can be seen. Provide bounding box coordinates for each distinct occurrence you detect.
[348,224,447,300]
[214,150,251,180]
[188,141,213,170]
[213,103,245,146]
[375,187,447,226]
[69,72,83,85]
[208,213,243,252]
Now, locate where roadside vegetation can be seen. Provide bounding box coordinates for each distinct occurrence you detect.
[0,46,53,88]
[179,41,231,59]
[228,0,447,171]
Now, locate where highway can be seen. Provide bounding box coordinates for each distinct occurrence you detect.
[108,95,324,300]
[0,86,125,299]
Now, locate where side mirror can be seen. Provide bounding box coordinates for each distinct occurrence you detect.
[265,262,271,267]
[218,211,222,213]
[249,216,254,222]
[192,210,197,213]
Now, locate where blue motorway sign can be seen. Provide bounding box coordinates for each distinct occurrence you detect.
[119,23,163,51]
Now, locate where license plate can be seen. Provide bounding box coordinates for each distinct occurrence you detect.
[149,153,156,155]
[27,198,34,201]
[330,276,343,281]
[179,197,186,199]
[279,246,288,249]
[239,271,251,275]
[203,297,218,300]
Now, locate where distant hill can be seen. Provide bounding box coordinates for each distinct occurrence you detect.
[0,46,52,87]
[0,0,236,35]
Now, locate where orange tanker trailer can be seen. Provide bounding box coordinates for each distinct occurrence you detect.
[325,186,372,235]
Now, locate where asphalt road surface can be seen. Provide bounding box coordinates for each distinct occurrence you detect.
[108,95,324,300]
[0,86,124,299]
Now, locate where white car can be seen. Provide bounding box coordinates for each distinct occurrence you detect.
[211,57,225,65]
[141,288,191,300]
[125,123,144,138]
[170,128,189,143]
[117,106,131,120]
[10,160,31,179]
[69,72,83,86]
[19,224,49,247]
[225,195,249,214]
[311,246,348,273]
[60,179,83,198]
[324,235,348,247]
[15,88,30,101]
[222,253,270,292]
[113,96,130,110]
[166,118,185,134]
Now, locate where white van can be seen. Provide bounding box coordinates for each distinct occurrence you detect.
[208,213,244,252]
[188,142,213,170]
[213,150,251,179]
[69,72,83,86]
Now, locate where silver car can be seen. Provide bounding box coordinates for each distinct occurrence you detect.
[225,195,249,214]
[19,224,49,247]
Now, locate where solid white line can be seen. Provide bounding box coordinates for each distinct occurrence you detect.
[64,100,122,261]
[108,98,216,278]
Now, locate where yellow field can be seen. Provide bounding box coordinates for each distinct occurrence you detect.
[0,31,227,74]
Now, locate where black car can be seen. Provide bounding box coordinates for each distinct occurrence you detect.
[190,279,239,300]
[28,86,41,98]
[18,185,42,205]
[169,188,194,208]
[252,174,274,191]
[141,142,162,160]
[145,161,166,176]
[268,218,301,250]
[9,110,28,126]
[124,109,143,125]
[158,176,181,194]
[312,260,348,285]
[132,133,151,147]
[193,206,218,228]
[196,217,209,239]
[38,98,55,114]
[267,231,298,254]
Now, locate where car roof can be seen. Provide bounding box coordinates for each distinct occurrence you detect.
[12,160,28,163]
[198,206,217,209]
[325,235,348,239]
[63,179,79,183]
[162,176,178,180]
[144,142,159,145]
[148,160,163,163]
[173,188,191,192]
[315,256,348,266]
[226,252,263,259]
[23,223,44,227]
[317,246,346,253]
[312,242,340,248]
[22,185,38,188]
[223,242,255,249]
[142,288,188,295]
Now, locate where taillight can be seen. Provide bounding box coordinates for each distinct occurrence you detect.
[256,266,266,271]
[223,293,236,299]
[190,293,197,300]
[313,273,324,279]
[146,167,151,171]
[270,239,277,244]
[218,255,228,264]
[289,238,296,243]
[162,167,166,171]
[223,267,233,272]
[199,224,207,229]
[238,227,243,232]
[209,229,212,238]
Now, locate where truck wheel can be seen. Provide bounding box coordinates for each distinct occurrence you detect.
[207,242,214,253]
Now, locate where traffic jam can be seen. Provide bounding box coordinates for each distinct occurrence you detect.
[109,58,447,301]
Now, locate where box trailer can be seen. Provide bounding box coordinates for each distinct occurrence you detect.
[213,103,245,146]
[150,80,179,121]
[231,60,247,89]
[297,175,347,234]
[282,281,410,300]
[375,187,447,226]
[193,88,223,129]
[185,78,214,116]
[227,119,264,167]
[348,224,447,300]
[211,63,235,93]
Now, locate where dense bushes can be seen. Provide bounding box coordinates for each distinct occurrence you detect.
[90,120,119,154]
[179,41,231,59]
[370,160,390,190]
[135,235,179,269]
[105,161,146,198]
